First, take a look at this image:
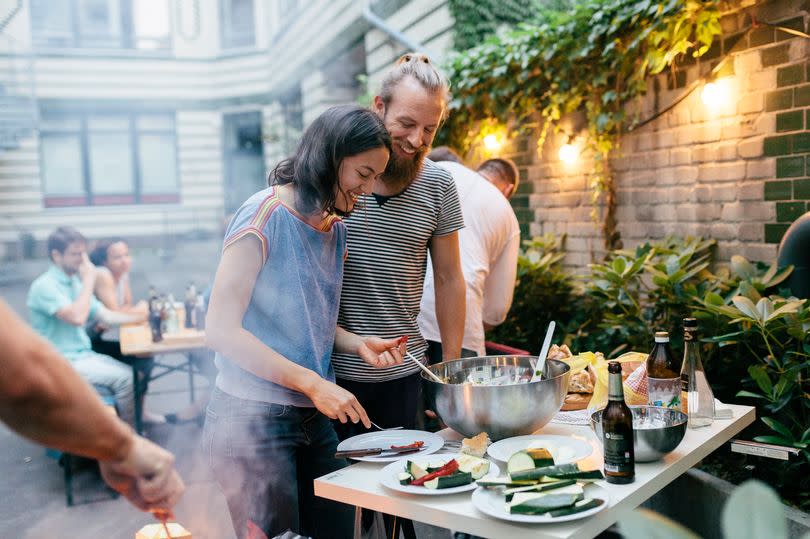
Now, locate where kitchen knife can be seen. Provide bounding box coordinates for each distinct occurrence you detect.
[334,446,424,458]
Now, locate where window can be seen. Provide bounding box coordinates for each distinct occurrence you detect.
[220,0,255,49]
[30,0,171,50]
[39,111,179,207]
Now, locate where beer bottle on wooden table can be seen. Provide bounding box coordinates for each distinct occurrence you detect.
[148,292,163,343]
[646,331,681,409]
[184,283,196,328]
[602,361,635,484]
[680,318,714,428]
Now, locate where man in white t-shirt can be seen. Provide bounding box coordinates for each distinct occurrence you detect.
[419,147,521,361]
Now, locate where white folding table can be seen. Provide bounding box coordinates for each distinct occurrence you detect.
[315,404,755,539]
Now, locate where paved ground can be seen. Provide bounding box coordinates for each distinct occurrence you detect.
[0,239,452,539]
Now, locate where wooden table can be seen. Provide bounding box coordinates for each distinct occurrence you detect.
[119,323,207,433]
[314,404,755,539]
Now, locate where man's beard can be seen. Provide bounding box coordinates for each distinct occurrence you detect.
[381,142,428,193]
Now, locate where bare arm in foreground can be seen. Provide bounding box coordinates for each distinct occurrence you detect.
[0,299,184,511]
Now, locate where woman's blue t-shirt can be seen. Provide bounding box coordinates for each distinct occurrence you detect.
[214,186,347,407]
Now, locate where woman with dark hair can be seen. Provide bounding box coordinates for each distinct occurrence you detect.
[203,105,404,539]
[88,238,165,425]
[89,238,146,318]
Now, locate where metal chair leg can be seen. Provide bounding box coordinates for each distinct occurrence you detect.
[63,454,73,507]
[187,352,195,404]
[132,365,143,435]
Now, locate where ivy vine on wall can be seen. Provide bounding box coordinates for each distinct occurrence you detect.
[441,0,723,250]
[447,0,559,51]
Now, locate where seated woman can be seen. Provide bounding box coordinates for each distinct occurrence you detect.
[89,238,164,424]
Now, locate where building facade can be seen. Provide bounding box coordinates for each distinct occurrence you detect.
[0,0,454,258]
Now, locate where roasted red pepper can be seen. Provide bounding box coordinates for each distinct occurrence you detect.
[391,440,424,450]
[410,459,459,486]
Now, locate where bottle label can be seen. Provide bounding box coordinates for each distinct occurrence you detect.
[603,432,633,473]
[648,376,681,409]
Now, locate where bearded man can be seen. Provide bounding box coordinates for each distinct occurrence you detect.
[331,53,466,436]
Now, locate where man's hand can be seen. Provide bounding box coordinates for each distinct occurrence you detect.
[78,252,96,286]
[99,435,185,511]
[358,336,406,369]
[307,378,370,429]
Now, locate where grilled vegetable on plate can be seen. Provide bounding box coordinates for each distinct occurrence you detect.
[379,454,499,496]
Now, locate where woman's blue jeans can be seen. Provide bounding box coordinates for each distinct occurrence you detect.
[203,388,353,539]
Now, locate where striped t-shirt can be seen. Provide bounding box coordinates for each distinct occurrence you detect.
[332,159,464,382]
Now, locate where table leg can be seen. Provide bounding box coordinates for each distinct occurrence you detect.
[187,352,195,404]
[132,364,143,435]
[353,506,362,539]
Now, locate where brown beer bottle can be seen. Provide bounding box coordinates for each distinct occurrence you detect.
[602,361,635,484]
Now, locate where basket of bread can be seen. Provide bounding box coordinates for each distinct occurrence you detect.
[548,345,647,410]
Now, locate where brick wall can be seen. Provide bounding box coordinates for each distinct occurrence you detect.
[510,0,809,270]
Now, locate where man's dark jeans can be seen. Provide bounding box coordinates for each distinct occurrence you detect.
[203,388,353,539]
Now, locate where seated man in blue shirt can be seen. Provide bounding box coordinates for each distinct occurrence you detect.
[27,226,146,425]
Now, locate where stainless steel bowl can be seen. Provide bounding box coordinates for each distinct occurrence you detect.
[590,405,687,462]
[423,355,571,441]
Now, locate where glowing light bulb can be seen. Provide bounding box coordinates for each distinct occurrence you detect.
[558,143,579,165]
[483,134,504,153]
[701,81,725,109]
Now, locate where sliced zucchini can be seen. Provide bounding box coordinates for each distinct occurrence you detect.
[507,484,583,506]
[423,471,473,489]
[475,477,536,488]
[547,497,604,517]
[426,460,446,472]
[507,451,536,474]
[457,455,491,479]
[406,461,428,480]
[398,472,413,485]
[525,448,555,468]
[510,463,604,482]
[508,493,583,515]
[503,479,576,501]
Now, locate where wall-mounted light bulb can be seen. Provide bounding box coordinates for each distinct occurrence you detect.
[558,142,579,165]
[701,79,731,110]
[483,133,503,152]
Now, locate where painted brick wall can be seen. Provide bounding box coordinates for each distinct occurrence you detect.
[510,1,809,270]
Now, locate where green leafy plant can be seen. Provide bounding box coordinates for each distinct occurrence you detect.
[570,236,716,356]
[699,267,809,509]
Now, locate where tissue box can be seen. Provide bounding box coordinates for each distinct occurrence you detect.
[136,523,191,539]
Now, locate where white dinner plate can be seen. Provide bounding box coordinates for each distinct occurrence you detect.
[336,429,444,462]
[471,482,609,523]
[380,453,500,496]
[486,434,592,464]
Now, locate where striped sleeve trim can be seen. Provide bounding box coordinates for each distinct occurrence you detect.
[223,190,282,262]
[223,226,268,260]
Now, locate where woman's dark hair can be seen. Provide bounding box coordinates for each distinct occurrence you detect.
[89,237,126,266]
[269,105,392,214]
